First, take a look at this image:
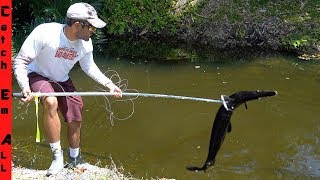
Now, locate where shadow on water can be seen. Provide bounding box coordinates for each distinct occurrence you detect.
[12,49,320,179]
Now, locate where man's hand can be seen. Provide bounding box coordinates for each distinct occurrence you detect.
[21,88,34,103]
[106,82,122,98]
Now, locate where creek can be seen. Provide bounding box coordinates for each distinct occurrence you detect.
[12,50,320,179]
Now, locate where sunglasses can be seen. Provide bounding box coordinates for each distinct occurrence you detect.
[78,21,97,33]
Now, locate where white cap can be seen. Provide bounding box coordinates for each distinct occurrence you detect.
[66,3,106,28]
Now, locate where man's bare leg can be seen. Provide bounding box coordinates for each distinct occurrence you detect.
[43,96,61,143]
[67,121,81,148]
[42,96,64,176]
[67,121,83,167]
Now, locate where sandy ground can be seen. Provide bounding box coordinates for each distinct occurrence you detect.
[12,163,176,180]
[12,163,136,180]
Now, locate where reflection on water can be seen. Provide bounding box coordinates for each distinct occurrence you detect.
[278,126,320,178]
[280,144,320,177]
[12,51,320,179]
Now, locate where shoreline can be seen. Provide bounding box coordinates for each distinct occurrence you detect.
[12,163,175,180]
[12,163,135,180]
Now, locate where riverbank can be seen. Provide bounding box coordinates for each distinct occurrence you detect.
[12,163,135,180]
[13,0,320,61]
[12,163,175,180]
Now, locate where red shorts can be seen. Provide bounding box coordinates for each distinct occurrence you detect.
[28,72,83,123]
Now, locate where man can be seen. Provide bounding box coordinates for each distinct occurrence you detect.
[13,2,122,176]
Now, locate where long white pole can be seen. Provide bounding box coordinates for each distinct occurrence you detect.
[12,92,224,103]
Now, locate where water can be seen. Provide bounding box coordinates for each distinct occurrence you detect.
[12,51,320,179]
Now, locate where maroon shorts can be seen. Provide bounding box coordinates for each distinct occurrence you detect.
[28,72,83,123]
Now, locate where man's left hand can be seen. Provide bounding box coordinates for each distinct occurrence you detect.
[106,82,122,98]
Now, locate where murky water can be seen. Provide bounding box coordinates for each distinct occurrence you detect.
[12,51,320,179]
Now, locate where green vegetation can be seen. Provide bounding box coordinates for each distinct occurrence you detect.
[101,0,178,34]
[191,0,319,51]
[13,0,195,58]
[12,0,320,60]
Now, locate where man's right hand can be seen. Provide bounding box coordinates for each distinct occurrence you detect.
[21,88,34,103]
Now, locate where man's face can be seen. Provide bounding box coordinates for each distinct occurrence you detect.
[75,21,96,41]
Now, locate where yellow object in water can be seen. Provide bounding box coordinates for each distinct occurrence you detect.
[34,96,40,143]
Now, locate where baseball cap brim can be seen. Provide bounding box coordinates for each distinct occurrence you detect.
[87,18,106,28]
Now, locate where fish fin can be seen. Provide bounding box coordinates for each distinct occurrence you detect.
[228,123,232,132]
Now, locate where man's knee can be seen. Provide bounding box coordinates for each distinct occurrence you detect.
[42,96,58,110]
[68,121,82,129]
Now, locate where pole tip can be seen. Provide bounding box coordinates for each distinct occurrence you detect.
[221,95,233,111]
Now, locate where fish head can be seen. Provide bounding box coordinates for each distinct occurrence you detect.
[232,90,277,100]
[224,90,277,110]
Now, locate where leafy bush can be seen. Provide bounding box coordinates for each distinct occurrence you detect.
[12,0,195,55]
[100,0,180,35]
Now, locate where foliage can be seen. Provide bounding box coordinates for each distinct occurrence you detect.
[30,0,72,23]
[191,0,320,54]
[247,0,320,51]
[12,0,197,56]
[282,26,320,52]
[12,0,320,58]
[100,0,179,35]
[13,0,67,54]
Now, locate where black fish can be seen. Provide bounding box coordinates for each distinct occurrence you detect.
[186,90,277,171]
